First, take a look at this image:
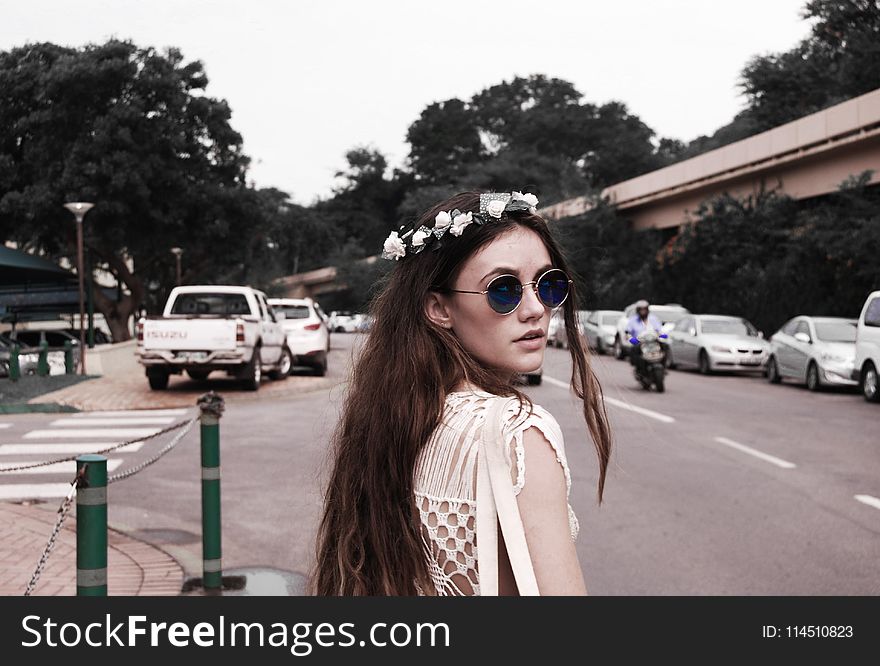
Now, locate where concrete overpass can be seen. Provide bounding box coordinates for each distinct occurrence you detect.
[541,86,880,230]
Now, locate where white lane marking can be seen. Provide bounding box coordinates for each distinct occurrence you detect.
[50,417,175,426]
[0,423,11,429]
[854,495,880,511]
[713,437,797,469]
[0,442,144,455]
[75,409,187,417]
[0,483,76,500]
[23,428,161,439]
[543,374,677,424]
[0,459,123,474]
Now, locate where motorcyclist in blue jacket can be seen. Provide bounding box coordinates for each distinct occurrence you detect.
[626,300,663,366]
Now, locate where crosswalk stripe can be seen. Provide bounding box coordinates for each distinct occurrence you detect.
[0,459,123,474]
[23,428,161,439]
[50,417,175,426]
[0,424,11,429]
[74,409,188,417]
[0,442,145,455]
[0,483,76,500]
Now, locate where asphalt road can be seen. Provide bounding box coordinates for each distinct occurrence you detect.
[3,332,877,594]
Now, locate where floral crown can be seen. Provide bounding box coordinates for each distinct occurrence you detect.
[381,191,539,261]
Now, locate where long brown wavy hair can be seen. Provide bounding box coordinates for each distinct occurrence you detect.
[313,191,612,595]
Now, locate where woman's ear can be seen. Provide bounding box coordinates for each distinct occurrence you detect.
[424,291,454,330]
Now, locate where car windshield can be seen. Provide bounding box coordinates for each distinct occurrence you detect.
[814,322,856,342]
[601,314,621,326]
[700,319,756,336]
[170,293,250,316]
[277,306,310,319]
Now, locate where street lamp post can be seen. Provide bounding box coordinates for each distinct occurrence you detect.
[170,247,183,285]
[64,202,95,375]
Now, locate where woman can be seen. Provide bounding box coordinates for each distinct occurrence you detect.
[314,191,611,595]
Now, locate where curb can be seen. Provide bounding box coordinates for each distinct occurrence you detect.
[0,403,80,414]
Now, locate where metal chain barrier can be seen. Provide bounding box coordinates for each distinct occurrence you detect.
[0,416,196,473]
[107,417,196,483]
[23,466,86,596]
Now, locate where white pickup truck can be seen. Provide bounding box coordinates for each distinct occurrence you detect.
[136,285,291,391]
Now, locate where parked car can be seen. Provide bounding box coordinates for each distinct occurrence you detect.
[614,303,691,359]
[667,314,769,374]
[548,309,566,348]
[766,316,858,390]
[328,311,361,333]
[852,291,880,403]
[267,297,330,376]
[583,310,623,354]
[136,285,288,391]
[0,329,81,375]
[356,314,374,333]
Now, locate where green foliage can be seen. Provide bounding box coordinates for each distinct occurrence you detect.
[0,39,256,338]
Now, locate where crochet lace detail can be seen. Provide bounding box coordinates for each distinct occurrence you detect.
[413,390,577,596]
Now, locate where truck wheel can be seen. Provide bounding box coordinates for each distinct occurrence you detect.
[269,350,292,380]
[243,348,262,391]
[147,369,169,391]
[313,352,328,377]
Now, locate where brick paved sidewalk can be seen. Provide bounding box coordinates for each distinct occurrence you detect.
[29,371,337,411]
[0,502,183,596]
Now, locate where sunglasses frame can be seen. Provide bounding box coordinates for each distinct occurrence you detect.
[446,268,573,315]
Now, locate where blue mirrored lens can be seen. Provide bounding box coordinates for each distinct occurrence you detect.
[487,277,522,313]
[537,270,569,307]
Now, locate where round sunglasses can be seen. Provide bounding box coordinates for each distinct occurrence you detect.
[446,268,572,315]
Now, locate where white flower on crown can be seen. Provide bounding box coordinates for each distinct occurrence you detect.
[486,199,506,218]
[449,211,473,237]
[411,229,429,247]
[512,191,539,212]
[434,211,452,229]
[382,231,406,260]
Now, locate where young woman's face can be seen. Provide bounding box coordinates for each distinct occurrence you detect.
[444,226,556,376]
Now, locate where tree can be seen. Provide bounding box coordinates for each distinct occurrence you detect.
[0,40,253,340]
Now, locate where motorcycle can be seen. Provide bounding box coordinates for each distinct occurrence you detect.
[629,329,669,392]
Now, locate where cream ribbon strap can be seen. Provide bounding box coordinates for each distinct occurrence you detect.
[476,396,540,596]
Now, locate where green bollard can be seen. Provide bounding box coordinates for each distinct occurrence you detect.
[37,340,49,377]
[198,393,225,590]
[8,344,20,381]
[64,340,75,374]
[76,455,107,596]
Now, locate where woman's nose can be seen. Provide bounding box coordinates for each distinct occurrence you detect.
[519,282,545,319]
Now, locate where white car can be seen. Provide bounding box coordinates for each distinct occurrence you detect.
[547,310,566,348]
[582,310,623,354]
[766,316,858,390]
[328,311,361,333]
[614,303,691,359]
[268,297,330,376]
[852,291,880,402]
[668,314,769,374]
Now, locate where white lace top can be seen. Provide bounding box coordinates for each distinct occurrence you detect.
[413,389,578,596]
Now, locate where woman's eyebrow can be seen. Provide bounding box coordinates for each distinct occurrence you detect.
[480,264,553,282]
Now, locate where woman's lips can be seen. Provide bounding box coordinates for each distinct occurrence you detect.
[514,336,545,351]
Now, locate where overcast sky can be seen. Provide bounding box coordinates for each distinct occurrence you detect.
[2,0,813,204]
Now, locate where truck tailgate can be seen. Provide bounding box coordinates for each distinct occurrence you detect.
[142,319,237,351]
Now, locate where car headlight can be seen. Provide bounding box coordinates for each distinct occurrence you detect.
[710,345,731,353]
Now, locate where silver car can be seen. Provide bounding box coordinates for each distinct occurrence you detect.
[668,315,769,374]
[583,310,623,354]
[766,316,858,390]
